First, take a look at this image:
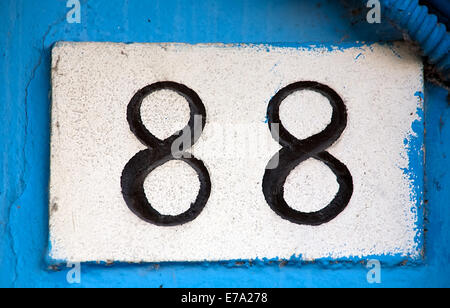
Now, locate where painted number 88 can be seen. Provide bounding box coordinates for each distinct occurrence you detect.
[121,81,353,226]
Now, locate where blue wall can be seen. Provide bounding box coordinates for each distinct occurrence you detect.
[0,0,449,287]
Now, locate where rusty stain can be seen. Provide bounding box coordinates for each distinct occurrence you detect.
[424,62,449,89]
[51,202,58,214]
[48,265,61,272]
[339,34,350,43]
[351,8,363,16]
[52,55,61,73]
[439,115,445,134]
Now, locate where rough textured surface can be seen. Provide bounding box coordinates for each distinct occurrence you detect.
[49,42,423,263]
[1,0,448,287]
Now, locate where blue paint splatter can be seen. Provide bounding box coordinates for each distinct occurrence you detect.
[402,102,425,259]
[415,91,425,102]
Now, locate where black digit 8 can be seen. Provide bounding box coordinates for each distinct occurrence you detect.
[121,81,211,226]
[262,81,354,226]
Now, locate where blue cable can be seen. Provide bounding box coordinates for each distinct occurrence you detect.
[379,0,449,80]
[422,0,450,22]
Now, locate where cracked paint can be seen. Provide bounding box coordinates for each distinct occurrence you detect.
[4,14,66,287]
